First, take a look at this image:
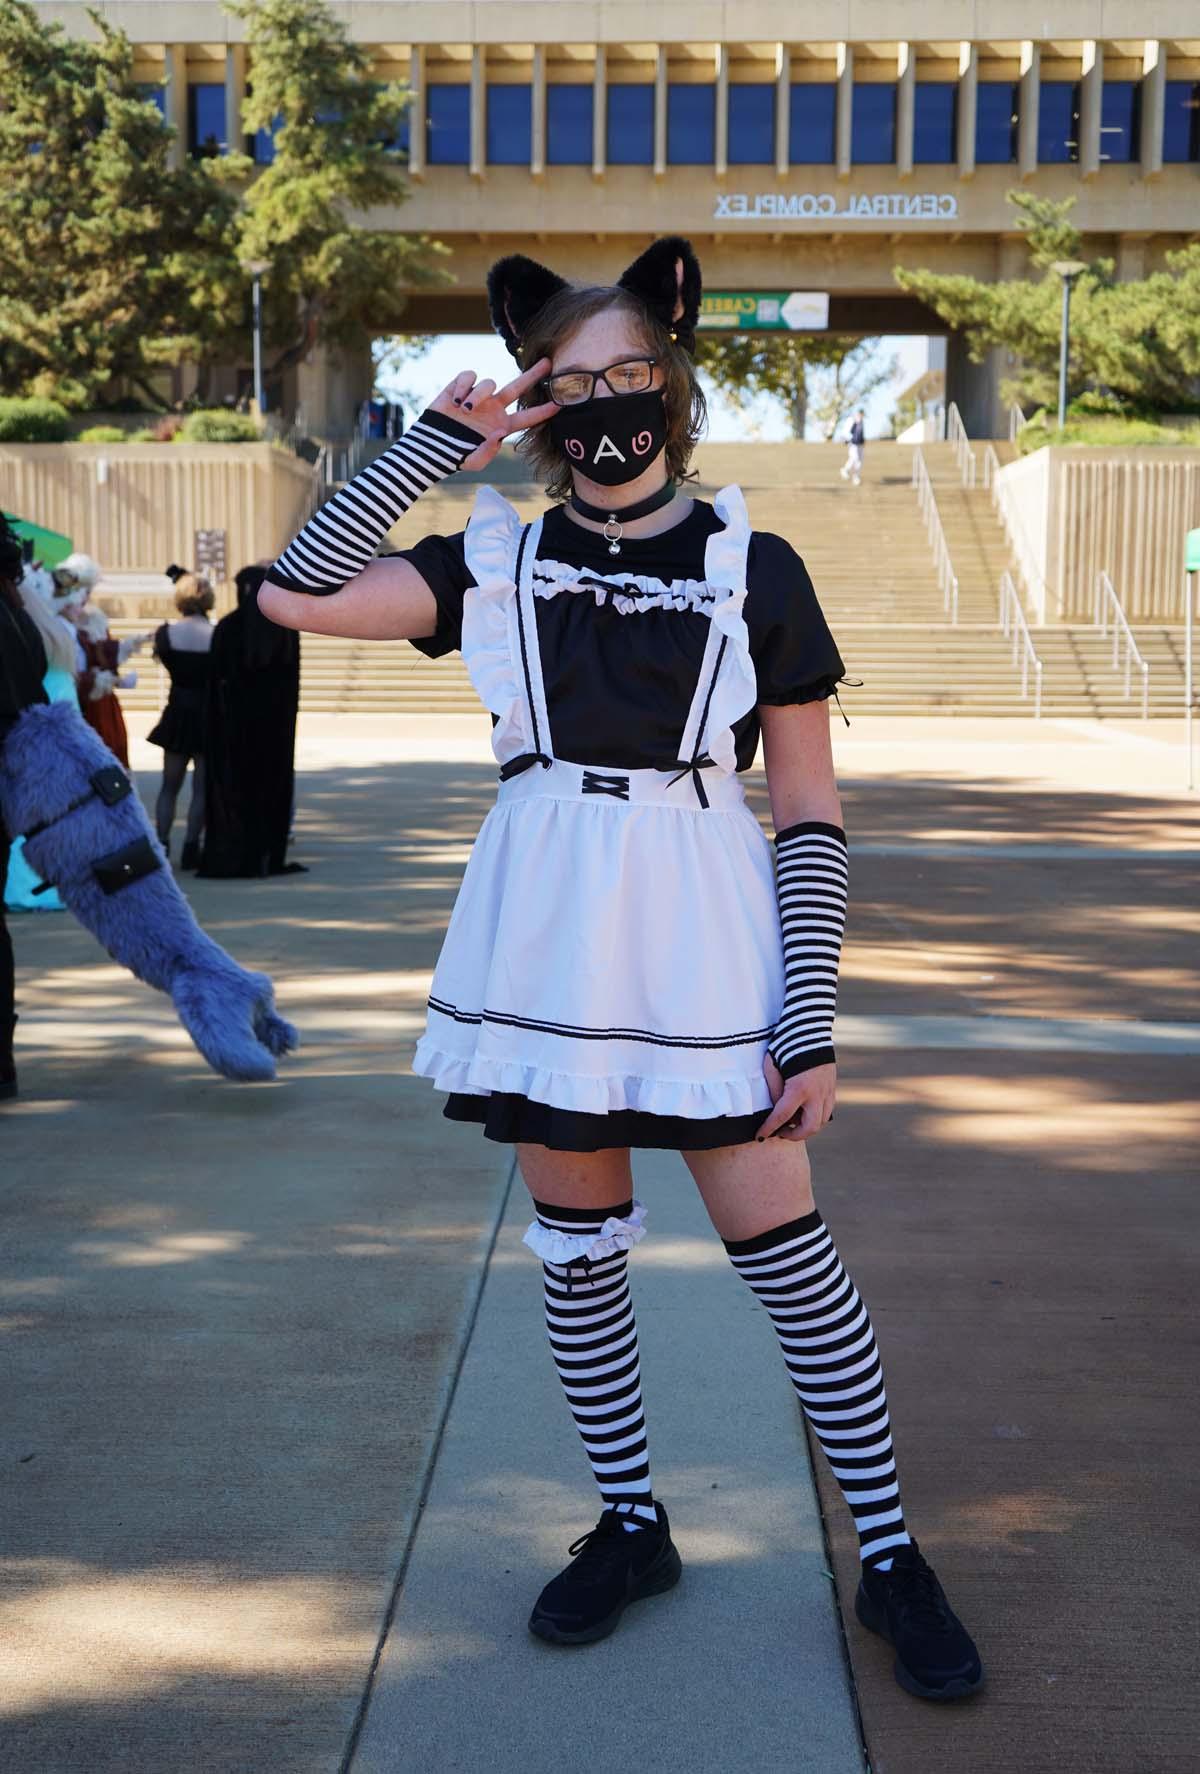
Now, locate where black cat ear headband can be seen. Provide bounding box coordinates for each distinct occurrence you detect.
[486,234,703,362]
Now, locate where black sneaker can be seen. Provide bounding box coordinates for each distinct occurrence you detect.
[529,1502,682,1646]
[855,1539,985,1701]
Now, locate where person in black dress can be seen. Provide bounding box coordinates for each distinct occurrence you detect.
[198,563,303,878]
[147,573,214,868]
[0,516,49,1096]
[257,237,985,1702]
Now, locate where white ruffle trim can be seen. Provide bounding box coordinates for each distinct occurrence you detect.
[700,485,758,773]
[461,484,537,762]
[460,481,758,775]
[522,1200,649,1266]
[412,1037,773,1118]
[532,556,716,615]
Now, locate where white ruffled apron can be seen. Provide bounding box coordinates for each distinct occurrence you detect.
[411,482,785,1134]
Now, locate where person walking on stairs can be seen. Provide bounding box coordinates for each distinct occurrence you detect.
[840,408,865,486]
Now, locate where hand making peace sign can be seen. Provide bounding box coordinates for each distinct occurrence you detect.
[427,356,559,474]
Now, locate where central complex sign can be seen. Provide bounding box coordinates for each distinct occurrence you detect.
[699,292,830,331]
[714,191,960,221]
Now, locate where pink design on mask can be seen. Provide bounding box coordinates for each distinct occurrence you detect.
[565,437,586,460]
[631,430,654,456]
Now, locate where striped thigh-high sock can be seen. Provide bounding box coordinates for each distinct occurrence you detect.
[530,1197,658,1533]
[724,1207,912,1571]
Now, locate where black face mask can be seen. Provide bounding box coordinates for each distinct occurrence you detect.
[548,387,668,486]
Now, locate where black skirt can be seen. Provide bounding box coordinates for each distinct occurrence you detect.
[443,1090,765,1153]
[147,687,206,756]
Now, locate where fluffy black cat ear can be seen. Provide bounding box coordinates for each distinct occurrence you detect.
[616,235,702,354]
[486,254,571,359]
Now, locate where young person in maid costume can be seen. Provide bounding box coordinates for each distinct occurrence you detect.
[260,236,984,1700]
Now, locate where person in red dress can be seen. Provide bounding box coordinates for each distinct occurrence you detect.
[52,554,151,770]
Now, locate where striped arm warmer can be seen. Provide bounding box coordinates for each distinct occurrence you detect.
[267,407,480,595]
[767,820,849,1079]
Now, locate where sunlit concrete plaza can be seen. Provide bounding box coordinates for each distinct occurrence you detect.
[5,1,1200,1765]
[2,709,1196,1773]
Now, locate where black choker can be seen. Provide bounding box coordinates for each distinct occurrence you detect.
[568,481,677,555]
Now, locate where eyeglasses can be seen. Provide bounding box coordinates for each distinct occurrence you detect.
[542,357,658,407]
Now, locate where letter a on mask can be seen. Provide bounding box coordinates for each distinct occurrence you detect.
[592,434,627,467]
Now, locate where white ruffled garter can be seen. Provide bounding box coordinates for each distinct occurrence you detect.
[522,1199,648,1266]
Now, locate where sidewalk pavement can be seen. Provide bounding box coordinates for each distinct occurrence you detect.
[2,713,1197,1772]
[353,1154,863,1774]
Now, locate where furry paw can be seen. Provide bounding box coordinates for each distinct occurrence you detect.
[256,1008,300,1058]
[171,965,290,1083]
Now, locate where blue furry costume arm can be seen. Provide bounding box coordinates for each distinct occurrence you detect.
[0,700,297,1081]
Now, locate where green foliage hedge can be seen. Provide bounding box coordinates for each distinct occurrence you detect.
[76,425,128,443]
[1017,410,1200,452]
[0,398,72,442]
[174,409,263,443]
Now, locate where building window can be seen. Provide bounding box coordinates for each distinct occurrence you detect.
[487,84,531,165]
[668,83,715,163]
[136,83,165,117]
[188,83,225,157]
[607,83,654,163]
[851,83,896,164]
[788,83,836,162]
[728,83,775,163]
[1038,81,1078,163]
[547,84,593,164]
[427,84,470,164]
[913,81,956,162]
[253,113,282,164]
[976,81,1017,163]
[1099,81,1139,162]
[1163,81,1200,162]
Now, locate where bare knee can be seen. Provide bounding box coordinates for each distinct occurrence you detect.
[516,1142,634,1211]
[684,1138,816,1244]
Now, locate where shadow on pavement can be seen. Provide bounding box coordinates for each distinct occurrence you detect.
[1,757,1196,1771]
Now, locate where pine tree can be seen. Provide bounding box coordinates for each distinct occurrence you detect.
[0,0,243,409]
[895,192,1200,415]
[218,0,451,385]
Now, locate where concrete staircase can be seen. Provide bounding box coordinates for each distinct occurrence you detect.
[918,441,1188,718]
[106,440,1187,721]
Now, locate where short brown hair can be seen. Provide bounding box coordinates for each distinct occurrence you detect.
[514,286,707,501]
[173,573,215,617]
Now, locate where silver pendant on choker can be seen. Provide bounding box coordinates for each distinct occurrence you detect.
[602,516,623,556]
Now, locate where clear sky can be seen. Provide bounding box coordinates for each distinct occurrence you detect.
[376,332,932,442]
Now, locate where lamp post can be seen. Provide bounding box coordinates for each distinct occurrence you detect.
[242,258,271,420]
[1050,259,1088,432]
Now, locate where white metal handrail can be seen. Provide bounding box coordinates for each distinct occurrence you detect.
[1094,570,1150,719]
[999,570,1044,717]
[944,401,977,486]
[309,443,331,519]
[911,446,959,624]
[1008,402,1027,443]
[984,444,1055,624]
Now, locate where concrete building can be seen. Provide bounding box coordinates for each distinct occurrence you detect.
[43,2,1200,437]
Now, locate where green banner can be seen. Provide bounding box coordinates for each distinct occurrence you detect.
[698,291,830,331]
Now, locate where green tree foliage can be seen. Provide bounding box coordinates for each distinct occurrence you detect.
[895,192,1200,414]
[0,397,71,441]
[694,332,895,439]
[218,0,450,383]
[0,0,243,409]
